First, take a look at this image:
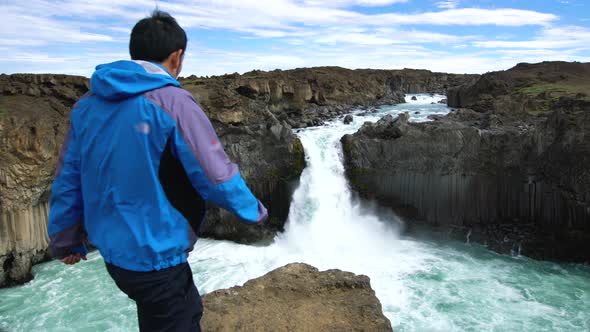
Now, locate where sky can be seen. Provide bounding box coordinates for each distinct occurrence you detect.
[1,0,589,77]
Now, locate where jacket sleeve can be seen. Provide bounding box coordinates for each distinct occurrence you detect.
[47,124,87,258]
[169,93,268,224]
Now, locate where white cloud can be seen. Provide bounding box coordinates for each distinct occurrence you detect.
[474,26,590,49]
[0,4,119,46]
[181,46,513,75]
[166,3,557,32]
[302,0,409,7]
[4,35,589,78]
[0,1,558,48]
[313,27,472,45]
[1,53,71,64]
[369,8,556,26]
[436,1,459,9]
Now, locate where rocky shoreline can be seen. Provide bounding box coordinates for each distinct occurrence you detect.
[183,66,474,129]
[0,67,472,287]
[342,62,590,262]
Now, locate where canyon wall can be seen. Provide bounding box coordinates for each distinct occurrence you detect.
[342,62,590,262]
[0,74,88,286]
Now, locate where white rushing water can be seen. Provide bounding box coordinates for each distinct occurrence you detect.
[1,94,589,332]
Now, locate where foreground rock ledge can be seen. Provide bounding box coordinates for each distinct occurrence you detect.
[201,263,393,332]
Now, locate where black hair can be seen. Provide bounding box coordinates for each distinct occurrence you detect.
[130,10,187,62]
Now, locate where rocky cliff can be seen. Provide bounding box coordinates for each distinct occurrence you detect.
[448,61,590,113]
[342,62,590,262]
[0,67,472,287]
[201,263,392,331]
[184,67,473,128]
[0,74,89,287]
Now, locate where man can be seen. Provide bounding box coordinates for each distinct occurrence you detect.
[47,10,267,331]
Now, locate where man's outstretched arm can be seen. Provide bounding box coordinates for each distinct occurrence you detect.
[151,88,268,223]
[48,123,87,263]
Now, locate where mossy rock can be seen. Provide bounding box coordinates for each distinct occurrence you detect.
[289,138,306,177]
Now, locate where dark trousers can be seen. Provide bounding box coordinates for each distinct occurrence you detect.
[105,262,203,332]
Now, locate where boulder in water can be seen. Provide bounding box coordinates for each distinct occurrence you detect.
[351,113,410,140]
[201,263,392,331]
[343,114,353,124]
[411,96,418,101]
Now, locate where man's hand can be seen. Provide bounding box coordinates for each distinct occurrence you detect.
[61,253,87,265]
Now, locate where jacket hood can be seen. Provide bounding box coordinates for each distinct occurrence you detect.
[90,60,181,100]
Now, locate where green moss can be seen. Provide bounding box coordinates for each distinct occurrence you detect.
[519,83,590,101]
[0,105,12,119]
[341,135,358,161]
[340,137,372,194]
[264,168,280,182]
[517,83,590,114]
[262,139,306,184]
[290,138,306,175]
[183,79,207,86]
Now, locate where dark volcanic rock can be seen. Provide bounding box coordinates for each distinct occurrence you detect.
[354,113,410,139]
[343,111,590,261]
[343,62,590,262]
[343,114,353,124]
[201,263,392,332]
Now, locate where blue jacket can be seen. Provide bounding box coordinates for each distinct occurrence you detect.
[48,60,267,271]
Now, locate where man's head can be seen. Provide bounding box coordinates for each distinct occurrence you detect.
[130,10,187,78]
